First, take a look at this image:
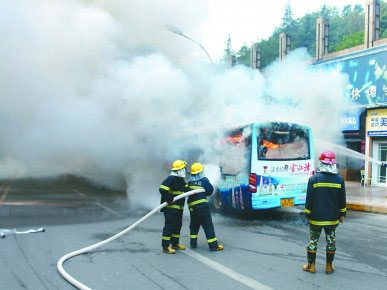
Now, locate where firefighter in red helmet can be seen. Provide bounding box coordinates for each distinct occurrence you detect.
[303,151,346,274]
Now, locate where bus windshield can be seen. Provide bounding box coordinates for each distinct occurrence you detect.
[257,123,310,161]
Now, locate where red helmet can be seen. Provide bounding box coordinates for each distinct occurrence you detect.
[319,151,336,165]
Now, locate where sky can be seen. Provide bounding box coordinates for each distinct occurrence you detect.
[201,0,365,59]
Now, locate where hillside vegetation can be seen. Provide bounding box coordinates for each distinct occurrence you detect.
[224,1,387,68]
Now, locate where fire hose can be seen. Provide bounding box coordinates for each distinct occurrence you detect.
[0,227,45,238]
[57,188,205,290]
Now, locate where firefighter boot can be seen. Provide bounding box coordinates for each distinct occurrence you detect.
[326,251,335,274]
[302,251,316,273]
[163,246,176,254]
[172,244,186,250]
[210,244,224,251]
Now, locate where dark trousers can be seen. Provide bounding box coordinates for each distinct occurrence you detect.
[161,211,183,248]
[189,206,218,249]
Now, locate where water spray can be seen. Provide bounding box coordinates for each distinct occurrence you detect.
[57,188,204,290]
[317,139,383,166]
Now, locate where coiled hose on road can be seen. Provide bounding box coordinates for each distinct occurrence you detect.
[57,188,205,290]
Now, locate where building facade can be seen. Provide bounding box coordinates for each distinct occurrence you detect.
[316,44,387,185]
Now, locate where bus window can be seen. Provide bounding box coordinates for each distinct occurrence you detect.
[220,127,251,175]
[257,123,310,161]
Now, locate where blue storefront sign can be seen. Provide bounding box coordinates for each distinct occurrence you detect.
[368,130,387,136]
[316,45,387,107]
[316,45,387,132]
[340,109,361,131]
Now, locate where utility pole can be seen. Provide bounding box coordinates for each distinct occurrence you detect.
[316,16,329,60]
[279,32,291,61]
[365,0,381,48]
[250,44,261,70]
[228,55,236,68]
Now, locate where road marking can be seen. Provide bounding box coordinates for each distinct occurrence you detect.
[73,189,123,218]
[183,249,273,290]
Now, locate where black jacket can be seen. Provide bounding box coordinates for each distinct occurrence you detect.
[159,175,187,213]
[304,172,346,226]
[187,177,214,209]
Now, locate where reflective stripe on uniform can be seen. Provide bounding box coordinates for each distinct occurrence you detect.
[190,234,198,238]
[166,205,183,210]
[313,183,341,189]
[162,236,171,240]
[340,208,347,213]
[172,234,180,238]
[207,237,218,243]
[171,191,183,195]
[309,219,339,226]
[188,199,208,207]
[160,185,171,191]
[189,185,203,190]
[304,208,312,214]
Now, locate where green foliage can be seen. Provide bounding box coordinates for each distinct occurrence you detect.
[291,12,320,57]
[329,4,364,52]
[335,31,365,51]
[258,33,280,68]
[222,1,387,69]
[381,1,387,38]
[222,34,236,64]
[281,2,297,34]
[235,44,250,66]
[224,34,234,57]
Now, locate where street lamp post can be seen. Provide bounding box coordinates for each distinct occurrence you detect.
[166,25,214,64]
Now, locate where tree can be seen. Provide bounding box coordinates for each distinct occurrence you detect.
[223,34,234,58]
[319,5,339,19]
[335,31,364,51]
[236,44,250,66]
[380,1,387,38]
[353,4,364,14]
[342,5,352,16]
[328,4,364,52]
[256,32,280,68]
[221,0,386,69]
[291,12,319,57]
[280,1,297,34]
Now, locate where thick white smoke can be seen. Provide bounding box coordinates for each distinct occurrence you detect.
[0,1,352,207]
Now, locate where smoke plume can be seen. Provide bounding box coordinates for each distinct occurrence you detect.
[0,1,352,207]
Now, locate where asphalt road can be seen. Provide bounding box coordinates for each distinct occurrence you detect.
[1,177,387,290]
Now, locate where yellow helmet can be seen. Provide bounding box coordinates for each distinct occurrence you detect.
[171,160,186,171]
[191,163,204,175]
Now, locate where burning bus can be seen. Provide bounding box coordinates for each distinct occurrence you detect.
[212,122,315,212]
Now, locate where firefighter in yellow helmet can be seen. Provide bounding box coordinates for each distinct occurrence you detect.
[187,163,224,251]
[159,160,188,254]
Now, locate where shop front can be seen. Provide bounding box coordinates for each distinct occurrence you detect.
[340,109,364,181]
[365,108,387,186]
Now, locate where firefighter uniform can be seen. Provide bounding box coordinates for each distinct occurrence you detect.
[159,162,188,253]
[187,173,223,251]
[304,170,346,273]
